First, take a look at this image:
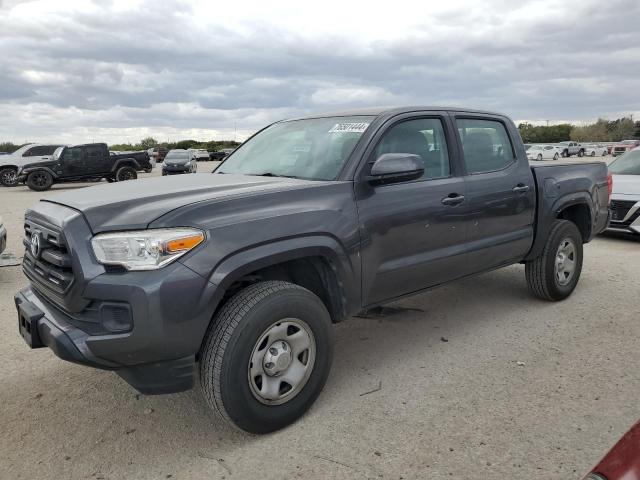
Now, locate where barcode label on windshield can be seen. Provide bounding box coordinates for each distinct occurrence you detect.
[329,123,370,133]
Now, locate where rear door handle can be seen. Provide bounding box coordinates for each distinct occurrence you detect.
[513,184,530,193]
[441,194,465,206]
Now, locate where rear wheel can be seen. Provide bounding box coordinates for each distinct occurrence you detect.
[525,220,583,301]
[577,150,584,157]
[553,153,559,160]
[0,167,18,187]
[591,151,595,157]
[537,154,542,161]
[199,281,333,433]
[26,170,53,191]
[115,166,137,182]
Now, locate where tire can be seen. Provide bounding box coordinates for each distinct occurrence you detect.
[602,151,606,156]
[537,154,542,161]
[577,150,584,157]
[144,168,152,173]
[115,166,137,182]
[26,170,53,191]
[0,167,18,187]
[562,150,568,158]
[525,220,583,301]
[591,151,595,157]
[200,280,333,434]
[553,153,559,160]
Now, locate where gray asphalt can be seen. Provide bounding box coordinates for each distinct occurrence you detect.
[1,160,639,480]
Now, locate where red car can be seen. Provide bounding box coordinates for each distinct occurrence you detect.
[611,140,640,157]
[584,420,640,479]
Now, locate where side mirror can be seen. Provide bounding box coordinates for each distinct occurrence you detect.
[367,153,424,185]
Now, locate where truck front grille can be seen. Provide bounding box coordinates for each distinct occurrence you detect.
[610,200,637,224]
[23,218,74,297]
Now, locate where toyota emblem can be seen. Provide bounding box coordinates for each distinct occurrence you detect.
[30,231,42,258]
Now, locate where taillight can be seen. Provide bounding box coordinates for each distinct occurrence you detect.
[607,172,613,204]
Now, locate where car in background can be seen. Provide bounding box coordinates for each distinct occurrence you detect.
[147,146,168,164]
[208,150,228,160]
[557,141,585,157]
[161,149,198,175]
[0,143,64,186]
[0,215,6,255]
[583,144,608,157]
[17,143,151,191]
[611,139,640,157]
[607,148,640,236]
[190,149,210,162]
[527,144,562,161]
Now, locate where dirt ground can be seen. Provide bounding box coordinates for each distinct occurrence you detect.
[1,160,639,480]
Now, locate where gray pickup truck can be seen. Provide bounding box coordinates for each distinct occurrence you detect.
[14,107,610,433]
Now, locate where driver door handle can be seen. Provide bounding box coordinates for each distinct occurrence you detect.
[441,194,465,206]
[513,184,530,193]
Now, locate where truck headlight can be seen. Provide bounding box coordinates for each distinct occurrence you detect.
[91,228,204,271]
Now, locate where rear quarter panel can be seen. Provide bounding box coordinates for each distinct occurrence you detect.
[526,161,609,260]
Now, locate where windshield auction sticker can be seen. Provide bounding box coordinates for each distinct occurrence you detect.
[328,123,370,133]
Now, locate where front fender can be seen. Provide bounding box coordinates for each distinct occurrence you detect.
[183,235,361,318]
[112,158,141,172]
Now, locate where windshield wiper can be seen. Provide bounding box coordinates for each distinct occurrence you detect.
[247,172,301,179]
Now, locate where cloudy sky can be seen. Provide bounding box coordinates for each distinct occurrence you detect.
[1,0,639,144]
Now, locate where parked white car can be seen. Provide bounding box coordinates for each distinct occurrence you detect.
[190,149,210,162]
[0,143,64,186]
[526,144,562,161]
[583,144,608,157]
[607,148,640,236]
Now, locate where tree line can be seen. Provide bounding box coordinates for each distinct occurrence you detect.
[518,116,640,144]
[2,117,640,153]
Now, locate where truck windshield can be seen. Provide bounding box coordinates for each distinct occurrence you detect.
[217,116,375,180]
[609,150,640,175]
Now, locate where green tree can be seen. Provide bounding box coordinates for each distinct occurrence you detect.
[139,137,158,150]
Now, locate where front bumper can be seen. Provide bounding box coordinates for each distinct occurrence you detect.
[15,260,223,394]
[162,164,190,174]
[0,224,6,254]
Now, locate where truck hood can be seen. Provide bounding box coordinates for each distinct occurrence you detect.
[43,173,323,232]
[612,174,640,196]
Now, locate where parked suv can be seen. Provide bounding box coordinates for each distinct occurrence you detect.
[190,149,210,162]
[15,107,610,433]
[0,143,64,187]
[17,143,151,191]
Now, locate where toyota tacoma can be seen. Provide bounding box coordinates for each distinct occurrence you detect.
[14,107,610,433]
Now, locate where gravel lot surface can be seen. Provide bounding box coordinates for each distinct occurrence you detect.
[1,159,638,480]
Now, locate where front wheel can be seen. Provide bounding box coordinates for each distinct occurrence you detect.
[0,167,18,187]
[537,154,543,161]
[577,150,584,157]
[525,220,583,301]
[26,170,53,191]
[591,151,596,157]
[553,153,559,160]
[199,281,333,433]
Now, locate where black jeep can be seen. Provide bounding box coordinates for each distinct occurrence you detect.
[17,143,152,191]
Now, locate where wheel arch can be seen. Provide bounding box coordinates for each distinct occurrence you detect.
[525,192,594,261]
[112,158,141,172]
[206,237,359,325]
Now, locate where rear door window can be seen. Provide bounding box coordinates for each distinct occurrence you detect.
[456,119,515,174]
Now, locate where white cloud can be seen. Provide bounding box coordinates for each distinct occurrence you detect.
[0,0,639,144]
